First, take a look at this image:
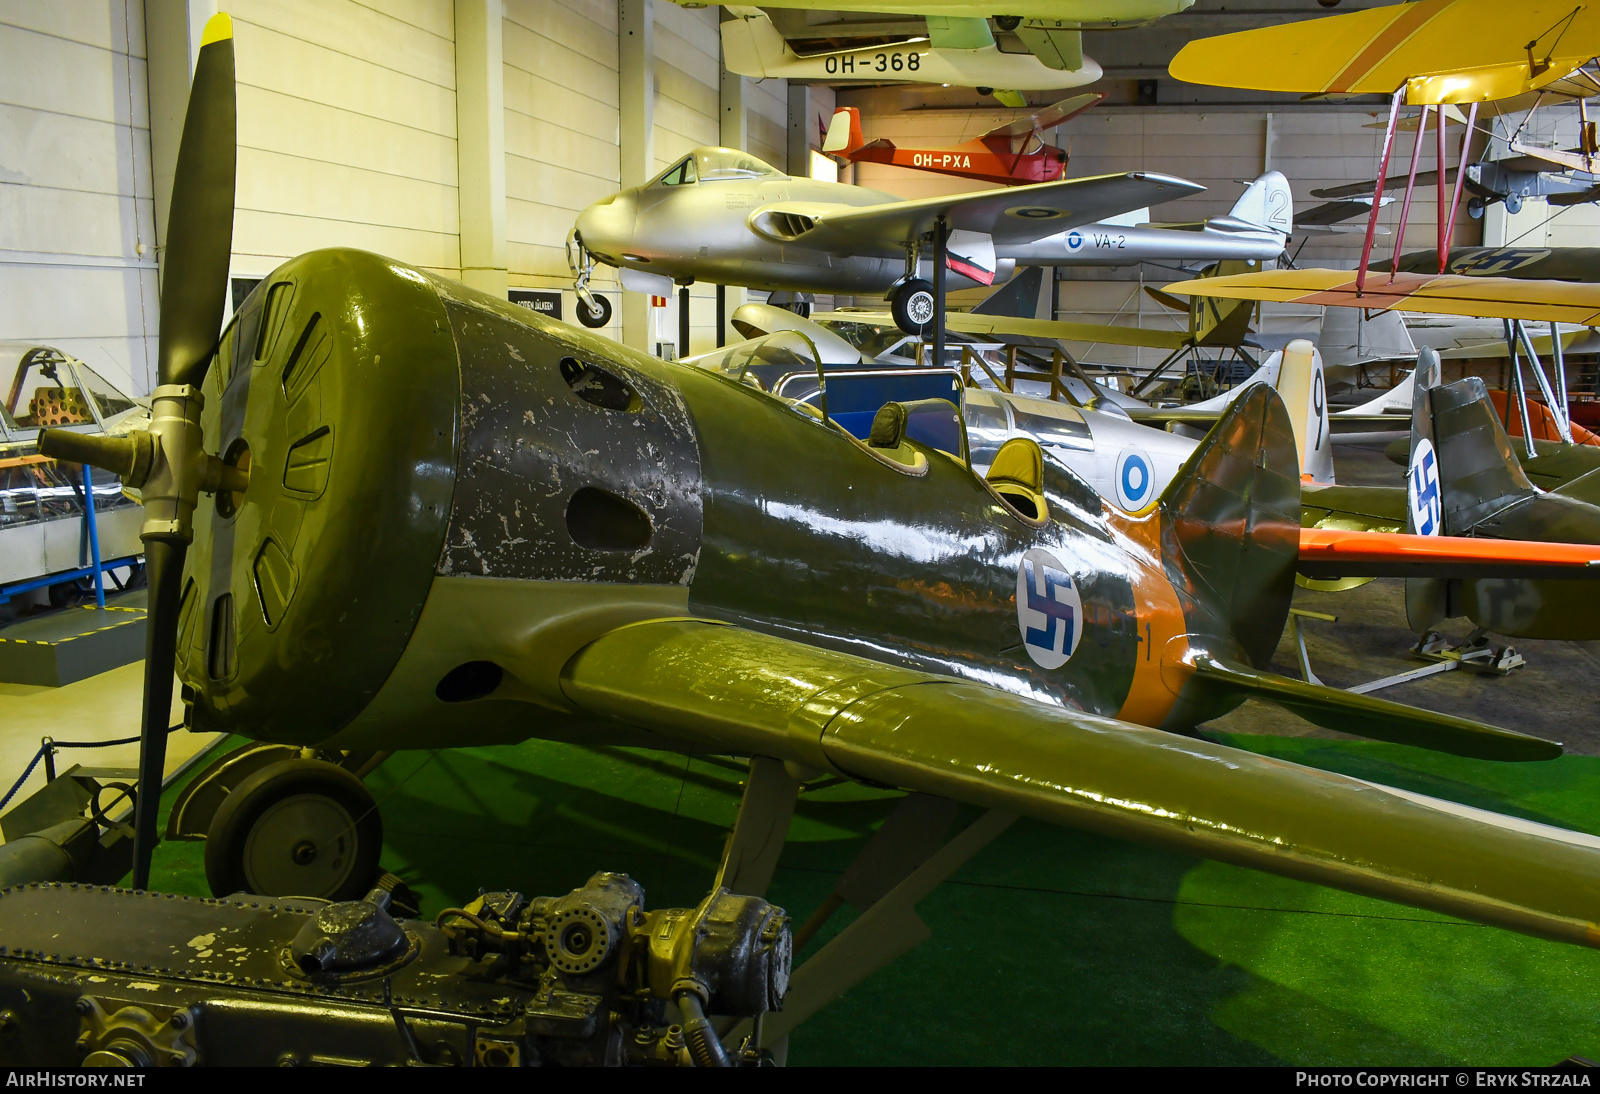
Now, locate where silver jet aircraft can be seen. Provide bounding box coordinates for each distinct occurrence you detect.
[569,146,1201,334]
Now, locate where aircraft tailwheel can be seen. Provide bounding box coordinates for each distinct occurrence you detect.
[576,293,612,328]
[890,278,936,337]
[204,759,383,901]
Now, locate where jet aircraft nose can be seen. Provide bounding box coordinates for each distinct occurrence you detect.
[575,189,636,264]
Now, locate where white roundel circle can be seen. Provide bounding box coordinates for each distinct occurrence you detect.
[1114,445,1156,512]
[1015,548,1083,670]
[1408,437,1442,536]
[1066,230,1084,252]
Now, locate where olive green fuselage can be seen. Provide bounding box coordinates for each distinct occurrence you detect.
[178,250,1268,752]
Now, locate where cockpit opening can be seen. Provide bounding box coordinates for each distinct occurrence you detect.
[648,148,785,188]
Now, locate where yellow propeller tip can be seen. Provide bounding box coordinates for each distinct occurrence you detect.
[201,12,233,46]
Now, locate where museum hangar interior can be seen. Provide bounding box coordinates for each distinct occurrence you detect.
[3,0,1600,1069]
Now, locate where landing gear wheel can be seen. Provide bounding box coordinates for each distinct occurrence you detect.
[890,279,936,337]
[976,86,994,97]
[576,294,612,328]
[994,16,1021,31]
[1505,193,1523,215]
[1468,196,1485,219]
[205,759,383,901]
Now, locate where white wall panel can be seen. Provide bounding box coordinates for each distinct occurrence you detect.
[503,0,618,323]
[227,0,460,280]
[0,1,156,396]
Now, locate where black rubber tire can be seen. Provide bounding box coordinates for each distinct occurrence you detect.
[976,86,994,97]
[204,758,383,901]
[995,16,1021,31]
[890,279,936,337]
[577,294,612,328]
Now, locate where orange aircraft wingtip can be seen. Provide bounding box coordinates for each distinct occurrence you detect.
[1299,528,1600,580]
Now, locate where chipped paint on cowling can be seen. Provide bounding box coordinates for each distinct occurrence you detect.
[436,297,703,584]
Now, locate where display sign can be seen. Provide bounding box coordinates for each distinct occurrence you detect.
[510,289,562,321]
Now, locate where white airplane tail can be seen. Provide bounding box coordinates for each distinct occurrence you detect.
[1275,338,1333,484]
[1228,170,1293,236]
[1179,339,1331,482]
[1317,305,1417,370]
[721,7,795,75]
[823,108,865,156]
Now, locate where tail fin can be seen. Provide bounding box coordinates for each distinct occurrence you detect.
[972,266,1050,320]
[1160,383,1302,669]
[1409,362,1535,537]
[720,8,796,73]
[1189,260,1258,347]
[1159,381,1559,761]
[823,107,864,156]
[1228,170,1293,235]
[1273,338,1334,484]
[1316,305,1416,369]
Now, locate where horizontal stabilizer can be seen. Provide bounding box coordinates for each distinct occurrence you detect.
[563,618,1596,947]
[1187,654,1561,762]
[1299,527,1600,580]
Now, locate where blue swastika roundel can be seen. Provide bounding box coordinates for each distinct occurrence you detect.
[1114,445,1155,512]
[1408,438,1442,537]
[1016,548,1083,670]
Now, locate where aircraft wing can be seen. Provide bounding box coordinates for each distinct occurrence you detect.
[560,618,1599,948]
[981,92,1103,141]
[767,172,1203,257]
[1163,269,1600,325]
[1313,170,1452,201]
[1167,0,1600,103]
[823,309,1190,350]
[1128,406,1399,435]
[1302,483,1408,533]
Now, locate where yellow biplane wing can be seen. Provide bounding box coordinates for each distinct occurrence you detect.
[1169,0,1600,104]
[1163,268,1600,326]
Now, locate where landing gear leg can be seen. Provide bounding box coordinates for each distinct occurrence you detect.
[567,231,612,328]
[718,786,1014,1064]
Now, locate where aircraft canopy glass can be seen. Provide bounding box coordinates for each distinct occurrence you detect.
[694,148,783,181]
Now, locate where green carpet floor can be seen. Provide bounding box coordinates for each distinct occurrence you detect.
[143,732,1600,1066]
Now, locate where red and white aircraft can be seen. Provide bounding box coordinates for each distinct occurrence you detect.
[822,94,1102,186]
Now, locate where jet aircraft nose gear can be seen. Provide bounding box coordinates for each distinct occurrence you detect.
[567,229,611,328]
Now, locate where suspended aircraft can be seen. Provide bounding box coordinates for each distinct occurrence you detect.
[822,96,1101,185]
[1311,159,1600,219]
[717,3,1193,105]
[722,9,1099,107]
[568,146,1202,335]
[42,18,1600,1060]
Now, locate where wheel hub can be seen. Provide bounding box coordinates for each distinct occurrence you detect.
[242,793,357,898]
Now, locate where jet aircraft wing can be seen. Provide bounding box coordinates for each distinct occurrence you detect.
[560,617,1598,948]
[1162,269,1600,326]
[1168,0,1600,104]
[763,172,1202,258]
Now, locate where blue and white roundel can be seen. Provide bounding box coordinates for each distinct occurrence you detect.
[1114,446,1156,512]
[1016,548,1083,670]
[1408,437,1442,536]
[1066,230,1084,252]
